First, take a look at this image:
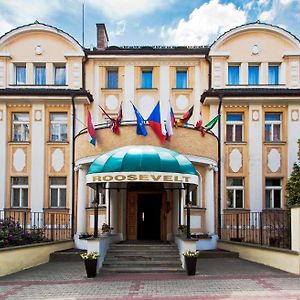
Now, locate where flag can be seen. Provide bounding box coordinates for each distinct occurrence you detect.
[87,111,96,146]
[164,104,175,140]
[204,114,220,131]
[147,101,166,143]
[195,111,206,137]
[176,106,194,127]
[131,101,147,136]
[111,103,122,134]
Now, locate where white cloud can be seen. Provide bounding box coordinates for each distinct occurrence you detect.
[86,0,174,19]
[146,26,156,34]
[110,20,127,37]
[160,0,246,46]
[259,0,296,22]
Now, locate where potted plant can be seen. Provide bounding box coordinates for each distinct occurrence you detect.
[183,250,200,276]
[101,223,113,236]
[80,251,99,278]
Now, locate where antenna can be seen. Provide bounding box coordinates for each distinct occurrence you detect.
[82,3,85,47]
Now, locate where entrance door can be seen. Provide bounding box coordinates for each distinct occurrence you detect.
[137,193,162,240]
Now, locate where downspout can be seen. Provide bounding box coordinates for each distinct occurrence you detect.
[205,54,212,89]
[82,52,88,90]
[71,93,76,237]
[217,95,223,237]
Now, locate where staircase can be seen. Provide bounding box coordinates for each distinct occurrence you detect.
[102,241,183,272]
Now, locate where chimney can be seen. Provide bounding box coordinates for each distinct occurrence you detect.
[96,23,109,49]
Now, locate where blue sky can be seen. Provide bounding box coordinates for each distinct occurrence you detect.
[1,0,300,47]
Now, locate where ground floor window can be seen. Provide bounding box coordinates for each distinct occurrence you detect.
[11,177,28,207]
[50,177,66,208]
[265,178,282,208]
[89,188,106,206]
[226,177,244,208]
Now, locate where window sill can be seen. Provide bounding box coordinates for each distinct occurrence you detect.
[225,141,247,145]
[8,141,30,145]
[44,208,69,212]
[136,88,158,91]
[223,208,250,212]
[5,207,30,211]
[47,141,69,145]
[190,207,206,210]
[101,88,122,91]
[262,208,283,211]
[263,141,286,145]
[171,88,193,91]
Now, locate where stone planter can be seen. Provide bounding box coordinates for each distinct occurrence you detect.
[184,256,197,276]
[84,259,97,278]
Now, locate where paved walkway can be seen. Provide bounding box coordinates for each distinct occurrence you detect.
[0,257,300,299]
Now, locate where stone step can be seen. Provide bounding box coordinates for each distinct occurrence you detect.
[104,256,181,263]
[107,249,179,255]
[109,245,178,250]
[105,254,180,261]
[101,266,184,273]
[49,248,85,262]
[198,249,239,259]
[103,261,182,268]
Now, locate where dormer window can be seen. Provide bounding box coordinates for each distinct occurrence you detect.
[35,65,46,85]
[248,65,259,85]
[228,65,240,85]
[268,65,279,85]
[15,65,26,85]
[54,65,66,85]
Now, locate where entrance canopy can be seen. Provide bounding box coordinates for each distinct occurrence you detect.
[86,145,198,188]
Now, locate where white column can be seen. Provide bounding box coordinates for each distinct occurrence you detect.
[159,65,170,121]
[31,105,45,212]
[77,166,87,234]
[124,65,135,120]
[205,166,215,234]
[110,190,118,234]
[0,105,7,209]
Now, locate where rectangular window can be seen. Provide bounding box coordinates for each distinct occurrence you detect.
[226,113,243,142]
[268,65,279,85]
[12,112,29,142]
[141,69,152,88]
[176,70,187,88]
[50,112,68,142]
[106,69,118,89]
[226,177,244,209]
[265,113,282,142]
[35,65,46,85]
[11,177,28,208]
[90,188,106,206]
[248,65,259,85]
[54,66,66,85]
[15,65,26,85]
[50,177,67,208]
[266,178,282,208]
[228,65,240,85]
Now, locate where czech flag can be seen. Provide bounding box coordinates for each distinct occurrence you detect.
[148,101,166,143]
[87,111,96,146]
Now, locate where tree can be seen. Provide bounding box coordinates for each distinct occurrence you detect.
[286,140,300,208]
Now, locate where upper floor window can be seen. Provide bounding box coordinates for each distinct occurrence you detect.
[11,177,28,208]
[141,69,152,88]
[228,65,240,85]
[12,112,29,142]
[265,113,282,142]
[15,65,26,85]
[106,68,118,89]
[35,65,46,85]
[268,65,279,85]
[226,177,244,209]
[248,65,259,85]
[226,113,243,142]
[50,177,66,208]
[50,112,67,142]
[176,70,187,88]
[265,178,282,208]
[54,65,66,85]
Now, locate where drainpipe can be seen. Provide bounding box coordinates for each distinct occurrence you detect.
[205,54,212,89]
[217,95,223,237]
[71,93,76,237]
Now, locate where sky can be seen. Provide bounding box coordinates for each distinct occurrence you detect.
[0,0,300,48]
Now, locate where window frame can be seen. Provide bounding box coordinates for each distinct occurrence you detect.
[189,172,202,207]
[248,64,260,85]
[49,177,67,208]
[141,68,153,89]
[54,65,66,85]
[226,112,244,142]
[264,112,282,142]
[34,64,46,85]
[89,188,106,206]
[227,64,240,85]
[176,69,188,89]
[15,64,26,85]
[49,112,68,142]
[12,112,30,142]
[11,177,28,208]
[106,68,119,89]
[226,177,244,209]
[268,64,279,85]
[265,178,282,209]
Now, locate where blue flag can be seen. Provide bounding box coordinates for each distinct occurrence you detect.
[131,102,147,136]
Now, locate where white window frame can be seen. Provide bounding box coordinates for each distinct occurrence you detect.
[265,112,282,142]
[176,68,188,89]
[248,64,260,85]
[54,64,66,85]
[34,64,46,85]
[189,172,202,207]
[226,178,244,209]
[227,64,240,85]
[50,112,68,142]
[226,113,244,142]
[50,177,67,208]
[12,112,29,142]
[268,64,280,85]
[15,64,26,85]
[89,188,106,206]
[11,177,28,208]
[141,68,153,89]
[265,179,282,209]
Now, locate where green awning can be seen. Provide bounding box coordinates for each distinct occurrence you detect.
[86,145,198,187]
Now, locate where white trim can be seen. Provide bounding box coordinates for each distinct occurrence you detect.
[87,171,198,185]
[87,55,206,59]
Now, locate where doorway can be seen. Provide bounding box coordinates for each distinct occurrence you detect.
[137,193,162,240]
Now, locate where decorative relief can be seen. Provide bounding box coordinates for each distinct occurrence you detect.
[291,109,299,121]
[51,148,64,172]
[175,95,189,111]
[13,148,26,172]
[229,148,242,173]
[290,60,299,87]
[213,62,222,88]
[105,95,119,111]
[72,62,81,88]
[0,61,4,87]
[267,148,281,173]
[34,110,42,121]
[34,45,44,55]
[138,95,156,119]
[251,44,259,55]
[252,110,259,121]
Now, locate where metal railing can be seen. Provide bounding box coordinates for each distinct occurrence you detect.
[221,210,291,249]
[0,210,72,243]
